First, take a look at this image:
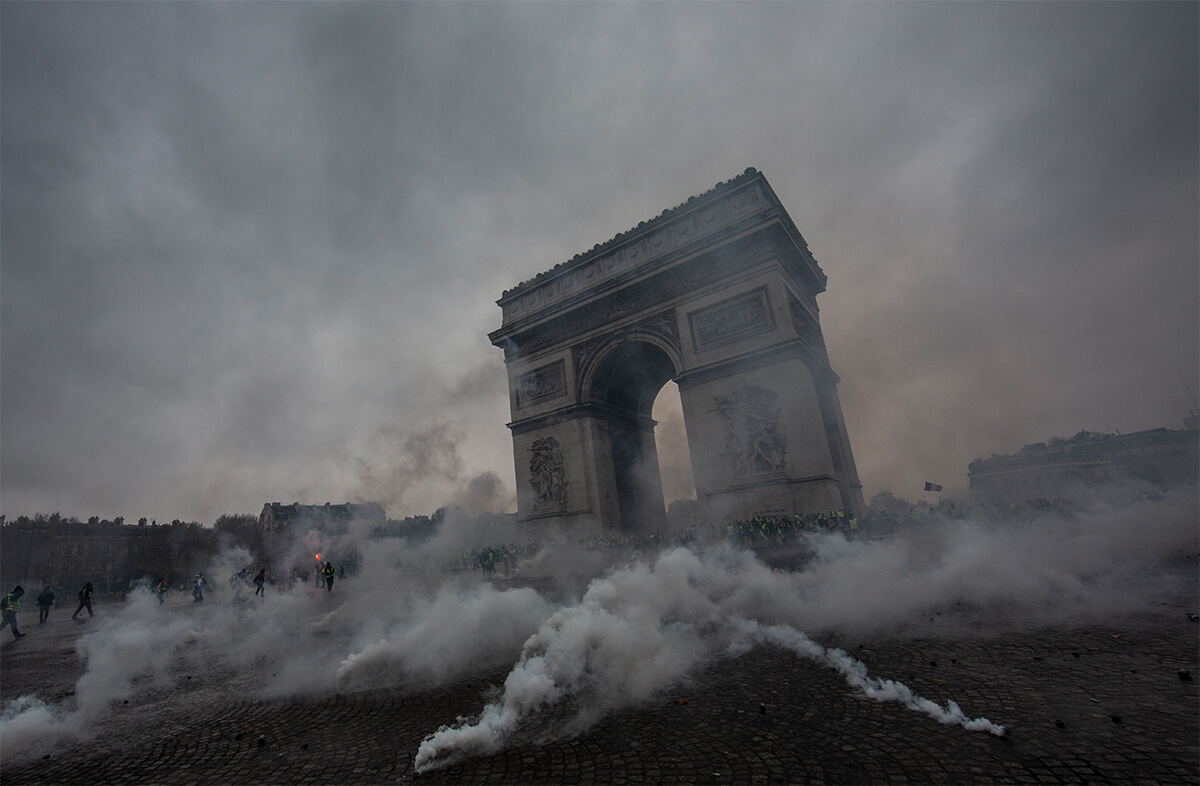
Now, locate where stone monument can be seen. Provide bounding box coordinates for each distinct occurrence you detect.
[489,168,863,533]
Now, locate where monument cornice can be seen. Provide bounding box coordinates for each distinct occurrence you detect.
[493,169,827,336]
[508,401,658,435]
[491,229,780,358]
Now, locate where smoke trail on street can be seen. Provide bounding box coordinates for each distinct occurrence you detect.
[413,543,1009,772]
[728,618,1006,735]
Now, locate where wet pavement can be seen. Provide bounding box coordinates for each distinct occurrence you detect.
[2,580,1198,784]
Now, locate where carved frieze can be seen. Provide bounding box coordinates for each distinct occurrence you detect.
[516,360,567,409]
[529,436,569,511]
[787,292,830,365]
[636,309,681,348]
[570,334,609,387]
[688,286,775,353]
[500,240,776,361]
[713,384,788,477]
[571,310,681,396]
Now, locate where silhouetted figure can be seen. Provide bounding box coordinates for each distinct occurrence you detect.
[323,562,335,592]
[72,582,94,619]
[229,569,246,600]
[156,578,168,605]
[254,568,267,597]
[192,575,206,602]
[36,586,55,623]
[1,586,26,638]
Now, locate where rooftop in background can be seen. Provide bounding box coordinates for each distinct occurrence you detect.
[258,501,386,533]
[968,424,1199,502]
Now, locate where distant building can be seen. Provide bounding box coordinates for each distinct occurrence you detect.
[259,502,386,534]
[968,424,1199,502]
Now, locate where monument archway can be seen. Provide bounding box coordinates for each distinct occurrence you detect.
[490,169,864,533]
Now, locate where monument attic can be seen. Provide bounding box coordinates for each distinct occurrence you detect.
[489,168,864,534]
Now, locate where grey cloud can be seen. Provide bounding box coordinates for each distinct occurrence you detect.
[2,2,1195,520]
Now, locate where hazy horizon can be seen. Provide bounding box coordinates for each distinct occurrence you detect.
[3,2,1196,523]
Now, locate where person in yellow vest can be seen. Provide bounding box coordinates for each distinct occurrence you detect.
[72,582,95,619]
[323,562,335,592]
[2,586,27,638]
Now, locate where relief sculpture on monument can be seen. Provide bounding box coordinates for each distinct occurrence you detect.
[714,385,787,477]
[516,361,567,409]
[529,436,568,511]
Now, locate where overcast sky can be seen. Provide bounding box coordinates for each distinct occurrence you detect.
[2,1,1197,524]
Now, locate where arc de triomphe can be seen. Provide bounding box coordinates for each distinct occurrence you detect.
[489,168,864,533]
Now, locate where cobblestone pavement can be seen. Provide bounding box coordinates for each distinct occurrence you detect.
[2,587,1197,784]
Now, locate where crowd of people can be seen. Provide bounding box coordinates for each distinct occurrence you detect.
[0,580,99,639]
[577,532,665,552]
[459,543,541,576]
[719,510,860,547]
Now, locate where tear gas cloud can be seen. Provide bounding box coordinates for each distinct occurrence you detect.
[2,484,1195,766]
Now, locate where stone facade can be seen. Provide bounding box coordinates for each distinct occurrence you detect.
[489,168,864,533]
[968,425,1200,502]
[258,501,386,534]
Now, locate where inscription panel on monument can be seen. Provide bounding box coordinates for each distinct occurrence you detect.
[516,360,568,409]
[688,286,776,353]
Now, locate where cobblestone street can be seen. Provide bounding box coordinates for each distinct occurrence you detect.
[2,584,1196,785]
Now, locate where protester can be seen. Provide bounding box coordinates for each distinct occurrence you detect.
[36,585,55,623]
[323,561,335,592]
[229,569,247,600]
[72,582,94,620]
[1,586,26,638]
[192,574,206,603]
[156,577,168,605]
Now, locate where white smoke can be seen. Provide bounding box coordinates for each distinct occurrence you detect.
[727,619,1006,735]
[0,589,200,759]
[334,581,555,692]
[1,486,1194,766]
[412,543,1012,772]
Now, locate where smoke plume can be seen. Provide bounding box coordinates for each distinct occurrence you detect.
[1,485,1194,766]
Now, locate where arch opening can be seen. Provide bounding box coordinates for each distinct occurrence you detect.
[652,382,697,511]
[588,342,679,531]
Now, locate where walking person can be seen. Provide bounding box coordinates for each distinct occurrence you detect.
[254,568,267,597]
[1,586,26,638]
[155,578,168,605]
[36,585,55,624]
[72,582,94,619]
[323,562,335,592]
[192,574,206,603]
[229,569,246,600]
